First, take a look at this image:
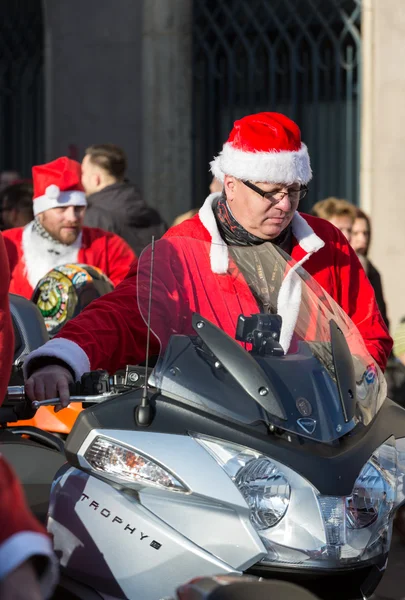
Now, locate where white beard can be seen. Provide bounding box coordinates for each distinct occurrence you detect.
[22,221,83,289]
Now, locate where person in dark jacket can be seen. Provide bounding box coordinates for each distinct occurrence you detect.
[81,144,167,255]
[351,208,389,328]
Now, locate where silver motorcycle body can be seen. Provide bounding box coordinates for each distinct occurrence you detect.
[34,239,405,599]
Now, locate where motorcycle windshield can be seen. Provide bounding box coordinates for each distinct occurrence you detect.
[137,237,386,443]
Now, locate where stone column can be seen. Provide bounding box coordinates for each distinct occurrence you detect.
[360,0,405,331]
[42,0,143,186]
[142,0,192,224]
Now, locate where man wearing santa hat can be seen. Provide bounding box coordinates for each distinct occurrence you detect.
[2,157,136,299]
[24,112,392,405]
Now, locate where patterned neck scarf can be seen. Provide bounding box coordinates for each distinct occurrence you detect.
[213,194,294,314]
[32,217,71,256]
[213,194,292,253]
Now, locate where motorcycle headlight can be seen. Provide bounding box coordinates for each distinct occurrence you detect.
[194,435,290,529]
[346,438,396,530]
[235,458,290,529]
[193,434,398,570]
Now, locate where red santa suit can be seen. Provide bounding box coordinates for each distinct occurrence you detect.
[2,156,136,299]
[24,114,392,379]
[0,232,57,594]
[3,223,136,299]
[23,201,391,377]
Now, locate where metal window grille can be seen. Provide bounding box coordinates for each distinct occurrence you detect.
[0,0,44,178]
[192,0,361,212]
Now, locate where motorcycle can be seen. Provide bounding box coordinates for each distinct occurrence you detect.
[2,237,405,600]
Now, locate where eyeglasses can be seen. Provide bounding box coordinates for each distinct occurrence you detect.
[242,180,308,204]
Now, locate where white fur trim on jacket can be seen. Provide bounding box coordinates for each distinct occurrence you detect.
[198,194,325,275]
[277,268,302,353]
[198,192,229,274]
[22,221,82,290]
[33,190,87,216]
[0,531,58,599]
[23,338,91,382]
[210,143,312,185]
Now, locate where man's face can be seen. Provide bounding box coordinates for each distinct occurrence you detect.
[224,176,300,240]
[351,218,370,256]
[328,215,353,242]
[81,154,100,195]
[38,205,85,245]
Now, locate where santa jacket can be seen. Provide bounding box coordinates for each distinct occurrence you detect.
[25,194,392,379]
[3,222,137,299]
[0,233,57,594]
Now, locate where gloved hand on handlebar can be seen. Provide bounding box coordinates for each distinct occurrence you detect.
[25,365,74,410]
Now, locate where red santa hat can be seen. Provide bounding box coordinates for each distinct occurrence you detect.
[32,157,87,216]
[210,112,312,185]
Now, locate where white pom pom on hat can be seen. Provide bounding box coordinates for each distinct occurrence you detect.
[32,157,87,216]
[45,184,60,200]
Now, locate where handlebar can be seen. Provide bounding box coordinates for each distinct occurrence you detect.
[31,393,116,410]
[6,386,117,410]
[2,366,148,424]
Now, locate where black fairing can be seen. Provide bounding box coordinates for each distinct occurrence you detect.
[9,293,49,386]
[10,293,49,361]
[0,429,65,523]
[64,387,405,497]
[330,320,356,422]
[137,330,356,442]
[191,313,286,420]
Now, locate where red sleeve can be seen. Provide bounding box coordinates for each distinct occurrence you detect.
[52,241,185,373]
[333,230,392,372]
[0,233,14,404]
[105,233,137,287]
[54,264,156,372]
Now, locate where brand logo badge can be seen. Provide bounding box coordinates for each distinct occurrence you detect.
[296,397,312,417]
[297,418,317,435]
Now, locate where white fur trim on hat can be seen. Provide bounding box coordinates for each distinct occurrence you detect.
[210,143,312,185]
[198,194,324,274]
[46,184,60,199]
[33,189,87,216]
[23,337,91,381]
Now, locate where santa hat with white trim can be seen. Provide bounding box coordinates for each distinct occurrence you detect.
[32,157,87,216]
[210,112,312,185]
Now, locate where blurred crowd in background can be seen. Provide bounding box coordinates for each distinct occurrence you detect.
[2,146,404,406]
